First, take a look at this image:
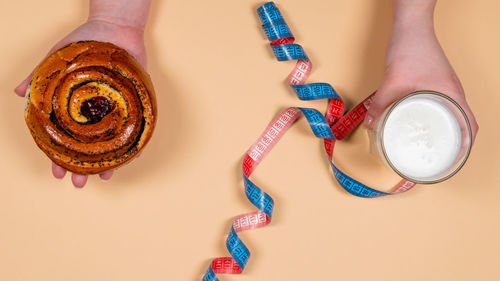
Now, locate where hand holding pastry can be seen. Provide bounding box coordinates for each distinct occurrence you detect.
[15,0,153,188]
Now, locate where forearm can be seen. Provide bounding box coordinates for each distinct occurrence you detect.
[386,0,441,65]
[393,0,437,19]
[393,0,436,30]
[88,0,152,30]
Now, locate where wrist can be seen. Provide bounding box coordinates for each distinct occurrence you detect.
[391,0,436,41]
[88,0,151,31]
[393,0,436,27]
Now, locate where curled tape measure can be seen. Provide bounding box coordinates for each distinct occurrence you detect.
[202,2,416,280]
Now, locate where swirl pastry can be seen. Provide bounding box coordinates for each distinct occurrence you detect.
[24,41,157,175]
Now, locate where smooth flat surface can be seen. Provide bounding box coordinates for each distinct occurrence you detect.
[383,96,462,180]
[0,0,499,280]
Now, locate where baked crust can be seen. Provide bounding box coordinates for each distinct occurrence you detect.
[24,41,157,174]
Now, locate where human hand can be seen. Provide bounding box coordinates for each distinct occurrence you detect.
[363,0,478,142]
[15,0,150,187]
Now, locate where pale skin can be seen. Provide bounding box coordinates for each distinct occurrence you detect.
[14,0,151,188]
[15,0,478,188]
[363,0,479,141]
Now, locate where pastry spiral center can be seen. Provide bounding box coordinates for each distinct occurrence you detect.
[68,81,127,124]
[80,96,116,123]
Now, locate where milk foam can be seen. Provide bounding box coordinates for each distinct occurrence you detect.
[382,97,461,180]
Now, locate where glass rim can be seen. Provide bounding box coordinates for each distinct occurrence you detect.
[379,90,472,184]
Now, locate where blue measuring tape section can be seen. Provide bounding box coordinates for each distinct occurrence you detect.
[202,2,417,280]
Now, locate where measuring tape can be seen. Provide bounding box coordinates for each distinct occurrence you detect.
[202,2,416,280]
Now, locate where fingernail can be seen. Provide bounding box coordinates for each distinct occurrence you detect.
[99,173,113,181]
[14,86,22,96]
[365,115,374,127]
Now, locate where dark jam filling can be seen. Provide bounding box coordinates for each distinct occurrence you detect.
[80,96,116,124]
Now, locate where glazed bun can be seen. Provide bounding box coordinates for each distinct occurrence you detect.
[24,41,157,174]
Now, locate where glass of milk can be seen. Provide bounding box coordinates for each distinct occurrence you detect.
[370,90,472,184]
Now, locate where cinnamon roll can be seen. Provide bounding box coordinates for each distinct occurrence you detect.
[24,41,157,175]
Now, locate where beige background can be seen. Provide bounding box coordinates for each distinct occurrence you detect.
[1,0,499,280]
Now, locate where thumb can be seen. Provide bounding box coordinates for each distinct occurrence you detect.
[14,43,62,97]
[363,85,403,130]
[14,71,34,97]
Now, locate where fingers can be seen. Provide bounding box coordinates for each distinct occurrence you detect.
[71,173,88,188]
[52,162,67,179]
[99,170,114,181]
[14,72,34,97]
[458,101,479,143]
[52,161,114,187]
[468,113,479,143]
[363,96,385,129]
[363,85,404,130]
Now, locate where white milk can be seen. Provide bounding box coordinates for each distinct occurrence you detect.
[382,97,461,181]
